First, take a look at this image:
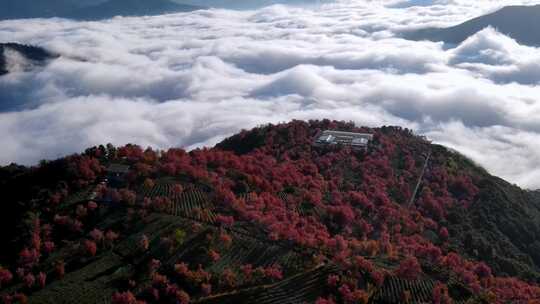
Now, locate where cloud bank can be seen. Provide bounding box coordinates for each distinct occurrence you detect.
[1,0,540,188]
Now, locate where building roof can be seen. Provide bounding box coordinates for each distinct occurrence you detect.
[319,130,373,138]
[106,164,130,174]
[314,130,373,148]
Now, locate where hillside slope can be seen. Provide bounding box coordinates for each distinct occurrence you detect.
[403,5,540,47]
[0,120,539,303]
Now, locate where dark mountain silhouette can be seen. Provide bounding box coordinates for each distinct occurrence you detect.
[0,0,203,21]
[0,43,58,76]
[403,4,540,47]
[65,0,204,20]
[1,120,540,302]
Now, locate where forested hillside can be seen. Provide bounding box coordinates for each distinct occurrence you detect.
[1,120,539,303]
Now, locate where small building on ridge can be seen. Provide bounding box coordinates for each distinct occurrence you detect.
[314,130,373,150]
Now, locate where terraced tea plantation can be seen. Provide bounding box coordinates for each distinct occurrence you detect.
[139,181,216,223]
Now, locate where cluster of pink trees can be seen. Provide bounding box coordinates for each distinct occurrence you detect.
[0,151,127,301]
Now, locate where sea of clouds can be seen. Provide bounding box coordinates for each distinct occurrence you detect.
[1,0,540,188]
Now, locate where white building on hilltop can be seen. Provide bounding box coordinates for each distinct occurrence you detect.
[314,130,373,150]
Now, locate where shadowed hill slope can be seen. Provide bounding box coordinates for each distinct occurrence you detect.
[1,120,539,303]
[403,5,540,47]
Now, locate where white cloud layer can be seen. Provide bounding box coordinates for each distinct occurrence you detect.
[1,0,540,188]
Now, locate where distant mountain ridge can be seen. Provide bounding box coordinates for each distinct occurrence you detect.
[0,0,204,21]
[0,0,75,20]
[403,4,540,47]
[66,0,204,20]
[172,0,332,10]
